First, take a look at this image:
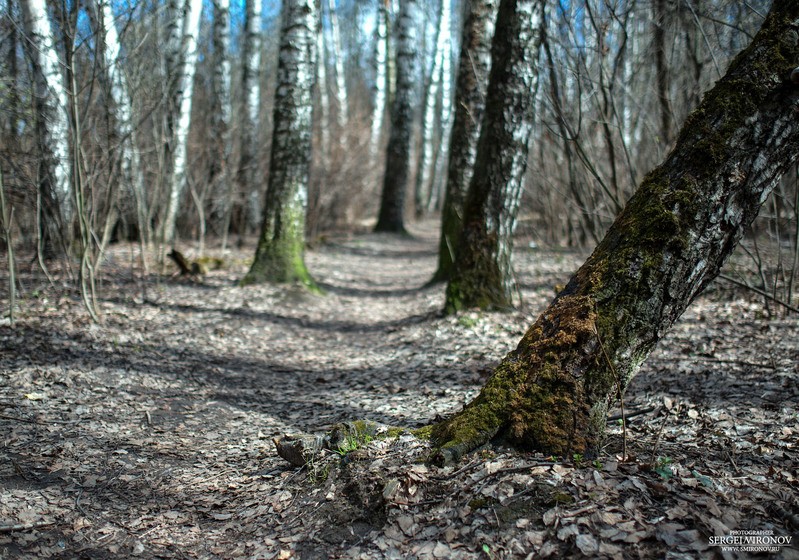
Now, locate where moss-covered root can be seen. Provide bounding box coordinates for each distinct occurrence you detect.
[429,402,505,466]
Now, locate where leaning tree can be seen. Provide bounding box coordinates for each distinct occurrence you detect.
[432,0,799,463]
[242,0,316,287]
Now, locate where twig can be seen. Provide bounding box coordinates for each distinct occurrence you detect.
[607,406,658,422]
[718,274,799,314]
[0,521,55,533]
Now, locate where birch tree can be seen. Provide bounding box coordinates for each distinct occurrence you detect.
[413,0,450,218]
[443,0,546,312]
[325,0,347,132]
[374,0,419,233]
[236,0,263,234]
[432,0,799,463]
[431,0,498,282]
[370,0,390,157]
[210,0,232,249]
[87,0,147,248]
[19,0,72,249]
[243,0,317,287]
[161,0,204,245]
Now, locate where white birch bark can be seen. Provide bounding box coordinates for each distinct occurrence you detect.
[211,0,233,246]
[326,0,347,131]
[370,0,389,157]
[238,0,263,231]
[89,0,147,239]
[316,10,330,159]
[162,0,204,244]
[19,0,72,226]
[243,0,317,286]
[427,0,453,212]
[414,0,450,217]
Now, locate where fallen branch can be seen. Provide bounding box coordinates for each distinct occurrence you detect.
[0,521,55,533]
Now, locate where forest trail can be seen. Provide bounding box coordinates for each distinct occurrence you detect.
[1,222,797,559]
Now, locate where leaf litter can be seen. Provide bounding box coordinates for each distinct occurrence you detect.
[0,220,797,559]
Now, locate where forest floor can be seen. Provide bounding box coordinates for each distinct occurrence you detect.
[0,220,797,559]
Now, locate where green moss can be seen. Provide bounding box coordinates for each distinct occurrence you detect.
[410,425,433,440]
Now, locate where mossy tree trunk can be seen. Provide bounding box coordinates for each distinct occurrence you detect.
[443,0,546,312]
[431,0,499,283]
[242,0,316,287]
[433,2,799,464]
[374,0,419,234]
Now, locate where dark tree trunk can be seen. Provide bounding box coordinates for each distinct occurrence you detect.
[432,1,799,464]
[430,0,499,283]
[443,0,546,312]
[653,0,672,145]
[242,0,316,287]
[374,0,419,234]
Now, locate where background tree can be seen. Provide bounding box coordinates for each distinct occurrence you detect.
[18,0,72,254]
[161,0,204,245]
[374,0,419,234]
[443,0,546,313]
[433,0,799,463]
[431,0,498,283]
[242,0,317,287]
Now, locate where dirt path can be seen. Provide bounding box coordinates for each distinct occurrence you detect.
[1,223,797,559]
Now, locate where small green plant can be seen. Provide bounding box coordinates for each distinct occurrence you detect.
[482,543,495,559]
[335,433,373,456]
[458,314,480,328]
[572,453,584,466]
[654,456,673,480]
[593,459,603,469]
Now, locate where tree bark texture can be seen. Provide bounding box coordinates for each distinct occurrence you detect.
[432,2,799,464]
[370,0,390,157]
[210,0,233,244]
[443,0,545,311]
[19,0,72,246]
[243,0,316,287]
[374,0,419,233]
[237,0,264,233]
[431,0,498,282]
[162,0,204,244]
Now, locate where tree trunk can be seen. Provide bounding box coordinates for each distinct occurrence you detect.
[242,0,316,287]
[413,0,447,219]
[432,1,799,464]
[443,0,545,312]
[370,0,390,158]
[161,0,204,245]
[236,0,264,235]
[210,0,233,249]
[374,0,419,234]
[325,0,347,133]
[19,0,72,251]
[88,0,148,250]
[430,0,498,282]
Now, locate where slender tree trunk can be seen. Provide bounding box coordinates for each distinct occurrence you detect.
[431,0,498,282]
[236,0,264,236]
[19,0,72,252]
[316,2,331,160]
[374,0,419,233]
[242,0,316,287]
[427,4,454,214]
[443,0,546,312]
[161,0,204,245]
[370,0,389,158]
[413,0,446,219]
[432,1,799,463]
[326,0,347,133]
[88,0,148,251]
[653,0,672,145]
[211,0,233,249]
